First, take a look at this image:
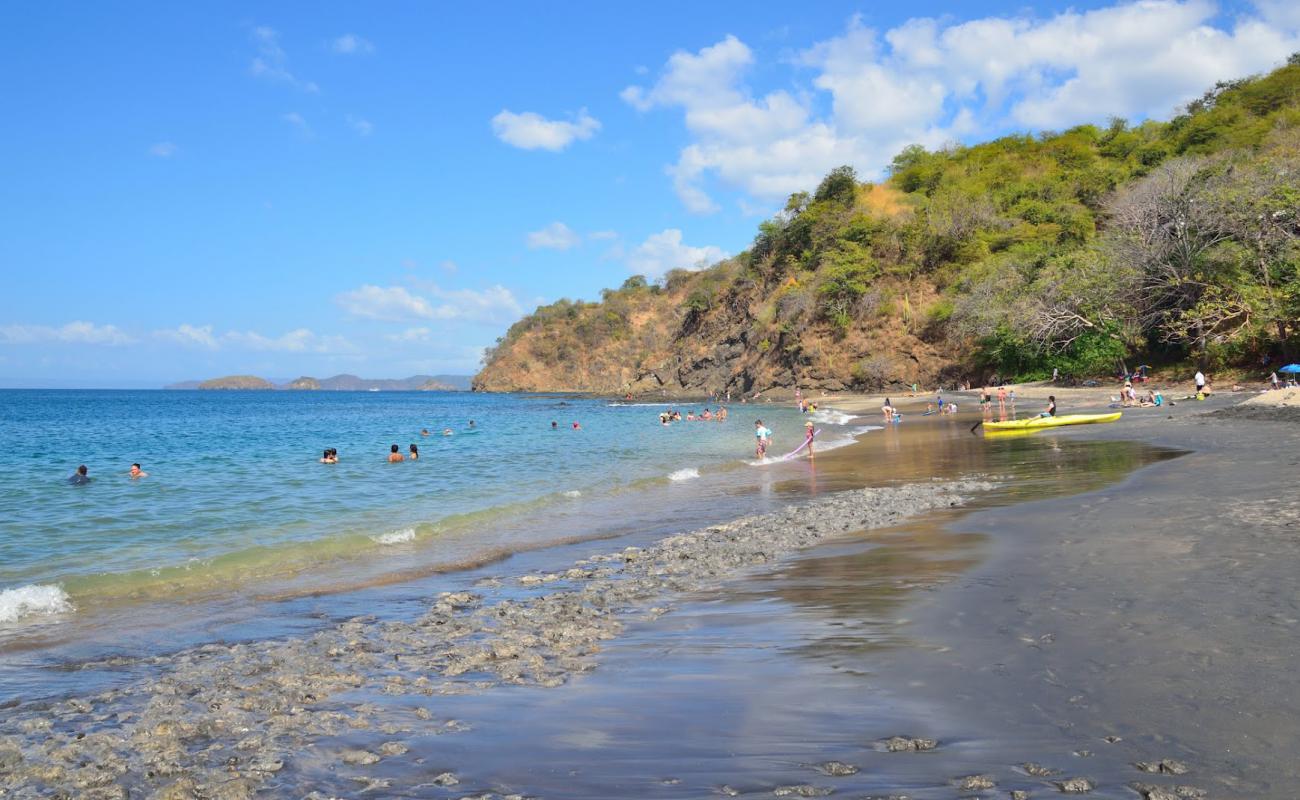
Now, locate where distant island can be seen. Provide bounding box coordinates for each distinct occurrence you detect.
[168,374,472,391]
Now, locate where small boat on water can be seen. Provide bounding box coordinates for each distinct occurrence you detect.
[983,412,1121,432]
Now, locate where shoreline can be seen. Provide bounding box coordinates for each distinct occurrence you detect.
[0,478,995,797]
[2,393,1296,797]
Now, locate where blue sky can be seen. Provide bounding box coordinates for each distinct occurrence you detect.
[2,1,1298,387]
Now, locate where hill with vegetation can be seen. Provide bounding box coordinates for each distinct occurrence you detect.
[197,375,274,390]
[475,58,1300,395]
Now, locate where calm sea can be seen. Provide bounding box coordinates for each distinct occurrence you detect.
[0,390,854,630]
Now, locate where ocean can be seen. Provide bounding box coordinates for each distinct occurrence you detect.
[0,390,861,636]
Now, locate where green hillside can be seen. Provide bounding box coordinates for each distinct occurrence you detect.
[476,57,1300,394]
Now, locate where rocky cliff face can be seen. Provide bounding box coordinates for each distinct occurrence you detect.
[473,269,957,396]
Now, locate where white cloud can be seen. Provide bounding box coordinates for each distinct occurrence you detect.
[155,324,218,349]
[439,260,459,274]
[223,328,354,353]
[420,283,525,324]
[335,285,436,321]
[627,3,1300,212]
[149,141,178,158]
[346,115,374,136]
[625,229,727,279]
[282,112,312,136]
[386,327,433,343]
[491,108,601,151]
[0,321,135,346]
[249,26,319,92]
[588,230,619,241]
[526,221,582,250]
[331,33,374,55]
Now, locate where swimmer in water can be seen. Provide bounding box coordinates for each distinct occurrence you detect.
[421,428,430,437]
[320,449,336,464]
[468,420,476,429]
[388,444,405,463]
[129,462,149,478]
[443,428,454,436]
[69,464,91,485]
[551,421,558,430]
[409,443,419,459]
[572,421,581,430]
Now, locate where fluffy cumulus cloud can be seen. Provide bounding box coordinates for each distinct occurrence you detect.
[0,321,135,346]
[336,283,524,326]
[249,26,319,92]
[335,285,436,321]
[331,33,374,55]
[625,229,727,279]
[491,109,601,151]
[626,1,1300,213]
[155,323,219,349]
[526,221,582,250]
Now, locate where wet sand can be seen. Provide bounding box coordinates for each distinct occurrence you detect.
[2,394,1297,798]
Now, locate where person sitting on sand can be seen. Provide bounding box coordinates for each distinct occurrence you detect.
[409,443,419,460]
[754,419,771,459]
[69,464,91,485]
[129,462,149,478]
[803,420,816,459]
[388,444,404,463]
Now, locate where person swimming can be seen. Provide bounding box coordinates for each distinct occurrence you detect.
[443,428,454,436]
[320,449,337,464]
[129,462,149,478]
[409,443,419,459]
[572,421,581,430]
[388,444,405,463]
[421,428,430,437]
[68,464,91,485]
[551,421,558,430]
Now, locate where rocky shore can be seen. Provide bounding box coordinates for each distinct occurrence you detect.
[0,480,990,799]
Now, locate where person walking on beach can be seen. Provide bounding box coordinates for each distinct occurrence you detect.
[68,465,91,485]
[1270,371,1280,390]
[754,419,772,459]
[1194,370,1206,398]
[388,444,405,463]
[803,420,815,459]
[128,463,149,479]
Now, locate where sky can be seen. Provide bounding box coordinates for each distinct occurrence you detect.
[2,1,1299,387]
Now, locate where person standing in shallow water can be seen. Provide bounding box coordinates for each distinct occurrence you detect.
[408,444,419,460]
[754,419,772,459]
[68,465,91,485]
[388,444,405,463]
[129,463,149,478]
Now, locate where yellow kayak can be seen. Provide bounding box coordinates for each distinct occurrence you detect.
[983,412,1121,432]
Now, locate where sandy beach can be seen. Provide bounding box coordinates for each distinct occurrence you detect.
[2,392,1298,798]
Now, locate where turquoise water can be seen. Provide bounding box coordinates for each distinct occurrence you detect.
[0,390,830,625]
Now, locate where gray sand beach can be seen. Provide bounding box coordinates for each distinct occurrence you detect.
[2,393,1297,799]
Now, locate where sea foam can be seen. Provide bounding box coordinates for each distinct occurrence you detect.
[668,467,701,481]
[371,527,416,545]
[0,584,73,623]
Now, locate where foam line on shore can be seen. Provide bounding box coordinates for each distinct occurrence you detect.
[0,584,73,623]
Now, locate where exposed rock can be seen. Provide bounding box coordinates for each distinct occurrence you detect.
[812,760,859,776]
[881,735,938,752]
[957,774,996,791]
[1054,777,1094,793]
